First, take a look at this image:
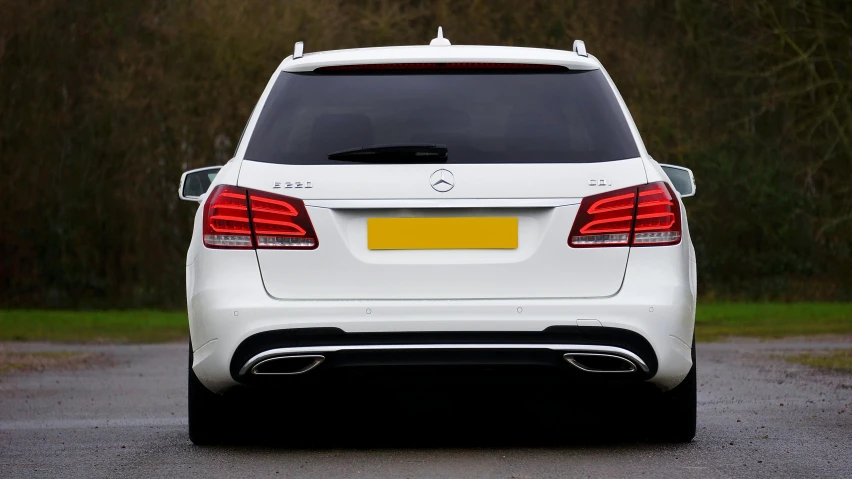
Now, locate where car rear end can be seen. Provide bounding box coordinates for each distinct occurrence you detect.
[186,46,696,443]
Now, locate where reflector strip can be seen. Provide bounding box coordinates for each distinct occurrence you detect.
[203,234,252,247]
[633,231,681,244]
[570,234,629,245]
[256,236,316,248]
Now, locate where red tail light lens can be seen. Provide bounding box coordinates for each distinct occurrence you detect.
[203,186,318,250]
[203,185,253,248]
[568,182,681,247]
[633,183,681,245]
[249,191,318,249]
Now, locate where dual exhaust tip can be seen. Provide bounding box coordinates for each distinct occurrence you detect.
[562,353,639,373]
[246,352,640,376]
[250,355,325,375]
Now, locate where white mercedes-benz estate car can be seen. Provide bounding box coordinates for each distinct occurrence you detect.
[179,29,698,445]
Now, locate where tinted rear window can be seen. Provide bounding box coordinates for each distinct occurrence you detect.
[244,69,639,164]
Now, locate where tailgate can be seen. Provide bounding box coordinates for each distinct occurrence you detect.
[238,159,645,300]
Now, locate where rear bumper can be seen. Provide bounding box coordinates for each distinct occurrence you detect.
[231,327,654,381]
[188,246,695,394]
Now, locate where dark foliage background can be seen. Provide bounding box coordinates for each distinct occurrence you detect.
[1,0,850,308]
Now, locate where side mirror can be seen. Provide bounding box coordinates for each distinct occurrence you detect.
[179,166,222,201]
[660,164,696,198]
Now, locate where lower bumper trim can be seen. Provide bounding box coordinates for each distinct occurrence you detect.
[238,343,649,377]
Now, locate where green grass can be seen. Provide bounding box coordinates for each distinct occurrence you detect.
[787,349,852,372]
[0,310,187,343]
[696,302,852,341]
[0,303,851,343]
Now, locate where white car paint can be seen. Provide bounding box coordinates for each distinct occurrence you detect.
[184,40,697,395]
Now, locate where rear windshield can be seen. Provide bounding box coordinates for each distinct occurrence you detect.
[244,69,639,164]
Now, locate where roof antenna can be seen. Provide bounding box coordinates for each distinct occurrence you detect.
[430,26,451,46]
[293,41,304,59]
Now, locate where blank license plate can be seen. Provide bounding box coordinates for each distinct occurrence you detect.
[367,217,518,250]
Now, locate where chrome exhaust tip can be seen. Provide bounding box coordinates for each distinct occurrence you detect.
[249,355,325,376]
[563,353,638,373]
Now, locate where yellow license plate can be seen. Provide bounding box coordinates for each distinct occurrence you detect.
[367,217,518,250]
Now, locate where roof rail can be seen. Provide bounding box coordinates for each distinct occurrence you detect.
[293,41,304,59]
[430,27,451,46]
[573,40,587,57]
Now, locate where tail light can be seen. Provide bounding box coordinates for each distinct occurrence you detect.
[632,183,681,245]
[569,182,681,247]
[202,186,253,248]
[203,185,318,250]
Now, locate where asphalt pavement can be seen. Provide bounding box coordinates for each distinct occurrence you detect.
[1,339,850,478]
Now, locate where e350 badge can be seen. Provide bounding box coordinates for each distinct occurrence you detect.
[273,181,313,189]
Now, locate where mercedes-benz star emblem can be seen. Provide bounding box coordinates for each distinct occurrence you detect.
[430,169,454,192]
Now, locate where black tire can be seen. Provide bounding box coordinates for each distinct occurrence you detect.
[653,337,697,443]
[188,341,229,446]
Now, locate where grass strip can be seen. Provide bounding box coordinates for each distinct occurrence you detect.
[0,310,187,343]
[0,303,851,343]
[696,302,852,342]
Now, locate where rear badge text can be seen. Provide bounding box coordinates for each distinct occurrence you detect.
[273,181,313,189]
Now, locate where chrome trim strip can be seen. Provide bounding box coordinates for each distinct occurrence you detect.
[303,198,582,209]
[250,354,325,376]
[563,353,638,373]
[238,344,649,376]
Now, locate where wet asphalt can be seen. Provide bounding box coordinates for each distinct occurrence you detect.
[0,339,850,478]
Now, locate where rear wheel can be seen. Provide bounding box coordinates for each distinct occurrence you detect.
[652,337,697,442]
[188,342,229,445]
